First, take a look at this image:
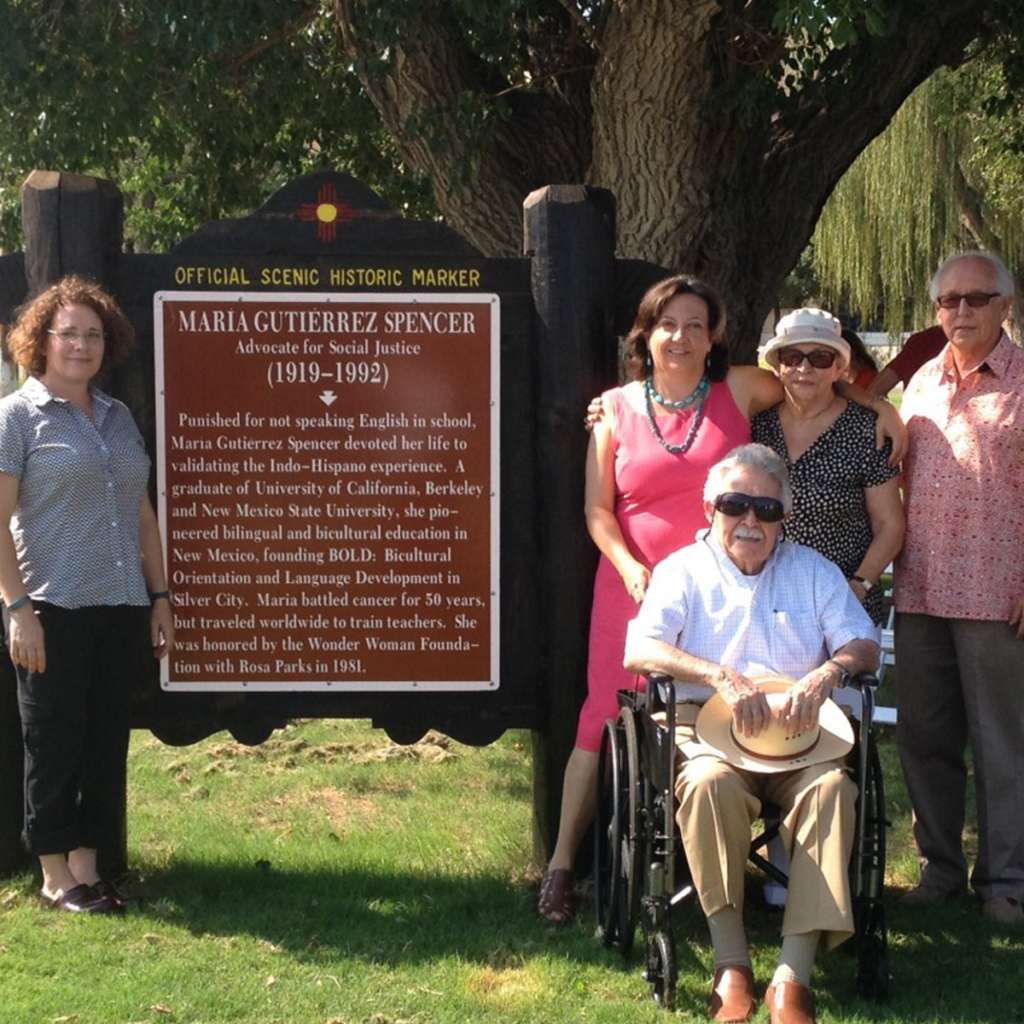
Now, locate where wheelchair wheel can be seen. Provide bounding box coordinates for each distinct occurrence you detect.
[852,735,890,1000]
[595,717,625,947]
[618,708,643,953]
[856,913,890,1001]
[644,930,677,1009]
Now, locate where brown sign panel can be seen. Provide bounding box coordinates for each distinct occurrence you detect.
[155,292,499,691]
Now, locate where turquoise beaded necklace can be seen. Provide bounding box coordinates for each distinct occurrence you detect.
[644,374,710,454]
[647,373,709,409]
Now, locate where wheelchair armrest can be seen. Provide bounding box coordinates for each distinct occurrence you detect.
[843,671,880,692]
[646,672,678,710]
[839,671,880,730]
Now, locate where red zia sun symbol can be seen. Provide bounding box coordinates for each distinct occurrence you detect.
[297,184,357,242]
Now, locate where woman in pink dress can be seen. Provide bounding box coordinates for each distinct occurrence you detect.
[539,276,772,921]
[538,276,904,923]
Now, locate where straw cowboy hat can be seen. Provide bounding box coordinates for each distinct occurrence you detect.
[695,674,854,774]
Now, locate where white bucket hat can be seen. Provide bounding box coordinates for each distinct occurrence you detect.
[694,674,854,773]
[763,308,850,370]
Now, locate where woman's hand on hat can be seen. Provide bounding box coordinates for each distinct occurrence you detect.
[716,666,771,738]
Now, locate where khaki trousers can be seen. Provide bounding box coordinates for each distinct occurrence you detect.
[675,750,857,952]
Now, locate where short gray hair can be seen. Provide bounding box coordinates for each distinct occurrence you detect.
[929,251,1016,301]
[703,443,793,512]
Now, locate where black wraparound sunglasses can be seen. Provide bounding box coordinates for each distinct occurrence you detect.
[713,492,786,523]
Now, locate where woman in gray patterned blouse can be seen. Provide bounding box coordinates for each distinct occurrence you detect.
[0,276,174,913]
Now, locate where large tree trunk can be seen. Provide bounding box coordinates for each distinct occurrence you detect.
[333,0,592,258]
[334,0,995,360]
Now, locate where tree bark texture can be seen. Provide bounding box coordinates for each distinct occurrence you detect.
[334,0,994,360]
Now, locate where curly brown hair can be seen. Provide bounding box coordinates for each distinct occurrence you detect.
[7,275,135,376]
[623,274,731,383]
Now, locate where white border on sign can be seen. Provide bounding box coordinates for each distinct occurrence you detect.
[154,290,500,692]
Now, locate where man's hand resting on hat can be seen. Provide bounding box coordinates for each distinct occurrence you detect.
[715,666,772,738]
[777,667,836,740]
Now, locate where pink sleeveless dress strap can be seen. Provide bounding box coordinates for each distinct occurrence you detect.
[576,380,750,750]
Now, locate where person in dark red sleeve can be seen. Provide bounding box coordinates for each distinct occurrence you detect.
[866,325,947,397]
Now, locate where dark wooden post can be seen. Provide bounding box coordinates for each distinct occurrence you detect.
[0,171,127,880]
[524,185,617,868]
[0,651,26,876]
[21,170,123,294]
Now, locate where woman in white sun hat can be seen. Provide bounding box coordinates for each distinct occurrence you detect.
[754,308,905,627]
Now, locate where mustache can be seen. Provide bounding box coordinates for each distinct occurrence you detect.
[733,526,765,541]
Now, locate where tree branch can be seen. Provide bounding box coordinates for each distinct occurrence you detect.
[552,0,594,43]
[749,2,991,277]
[333,0,592,255]
[228,5,322,74]
[949,145,1002,249]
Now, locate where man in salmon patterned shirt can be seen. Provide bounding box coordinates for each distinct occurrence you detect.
[894,250,1024,926]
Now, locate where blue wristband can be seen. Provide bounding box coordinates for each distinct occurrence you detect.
[6,595,30,612]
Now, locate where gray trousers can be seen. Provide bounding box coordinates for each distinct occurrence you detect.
[895,612,1024,900]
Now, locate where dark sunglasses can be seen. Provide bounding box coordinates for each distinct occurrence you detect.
[775,347,839,369]
[713,492,786,523]
[935,291,1001,310]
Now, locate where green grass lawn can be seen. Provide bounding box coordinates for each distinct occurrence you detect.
[1,716,1020,1024]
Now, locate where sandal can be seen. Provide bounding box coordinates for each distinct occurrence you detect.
[538,868,575,923]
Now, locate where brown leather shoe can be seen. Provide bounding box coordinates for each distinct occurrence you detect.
[900,883,959,907]
[765,981,815,1024]
[709,964,756,1022]
[982,896,1024,926]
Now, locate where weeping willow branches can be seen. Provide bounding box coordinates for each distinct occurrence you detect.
[811,66,1024,332]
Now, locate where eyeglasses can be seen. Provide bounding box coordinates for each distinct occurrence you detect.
[935,292,1001,310]
[713,492,786,523]
[775,347,839,369]
[48,328,105,343]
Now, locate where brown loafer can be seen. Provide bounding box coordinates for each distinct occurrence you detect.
[765,981,815,1024]
[982,896,1023,926]
[710,964,756,1022]
[900,883,959,906]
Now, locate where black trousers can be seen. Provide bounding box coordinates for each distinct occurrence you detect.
[11,603,147,856]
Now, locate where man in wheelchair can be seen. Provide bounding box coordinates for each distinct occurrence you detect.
[624,444,879,1024]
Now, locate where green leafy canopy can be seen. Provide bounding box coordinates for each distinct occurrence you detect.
[0,0,433,251]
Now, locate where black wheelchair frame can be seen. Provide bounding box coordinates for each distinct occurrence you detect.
[593,673,890,1009]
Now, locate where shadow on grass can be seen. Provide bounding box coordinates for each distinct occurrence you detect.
[807,892,1024,1023]
[136,858,1024,1022]
[138,857,640,973]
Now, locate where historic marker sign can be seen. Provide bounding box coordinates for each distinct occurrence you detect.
[155,291,499,691]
